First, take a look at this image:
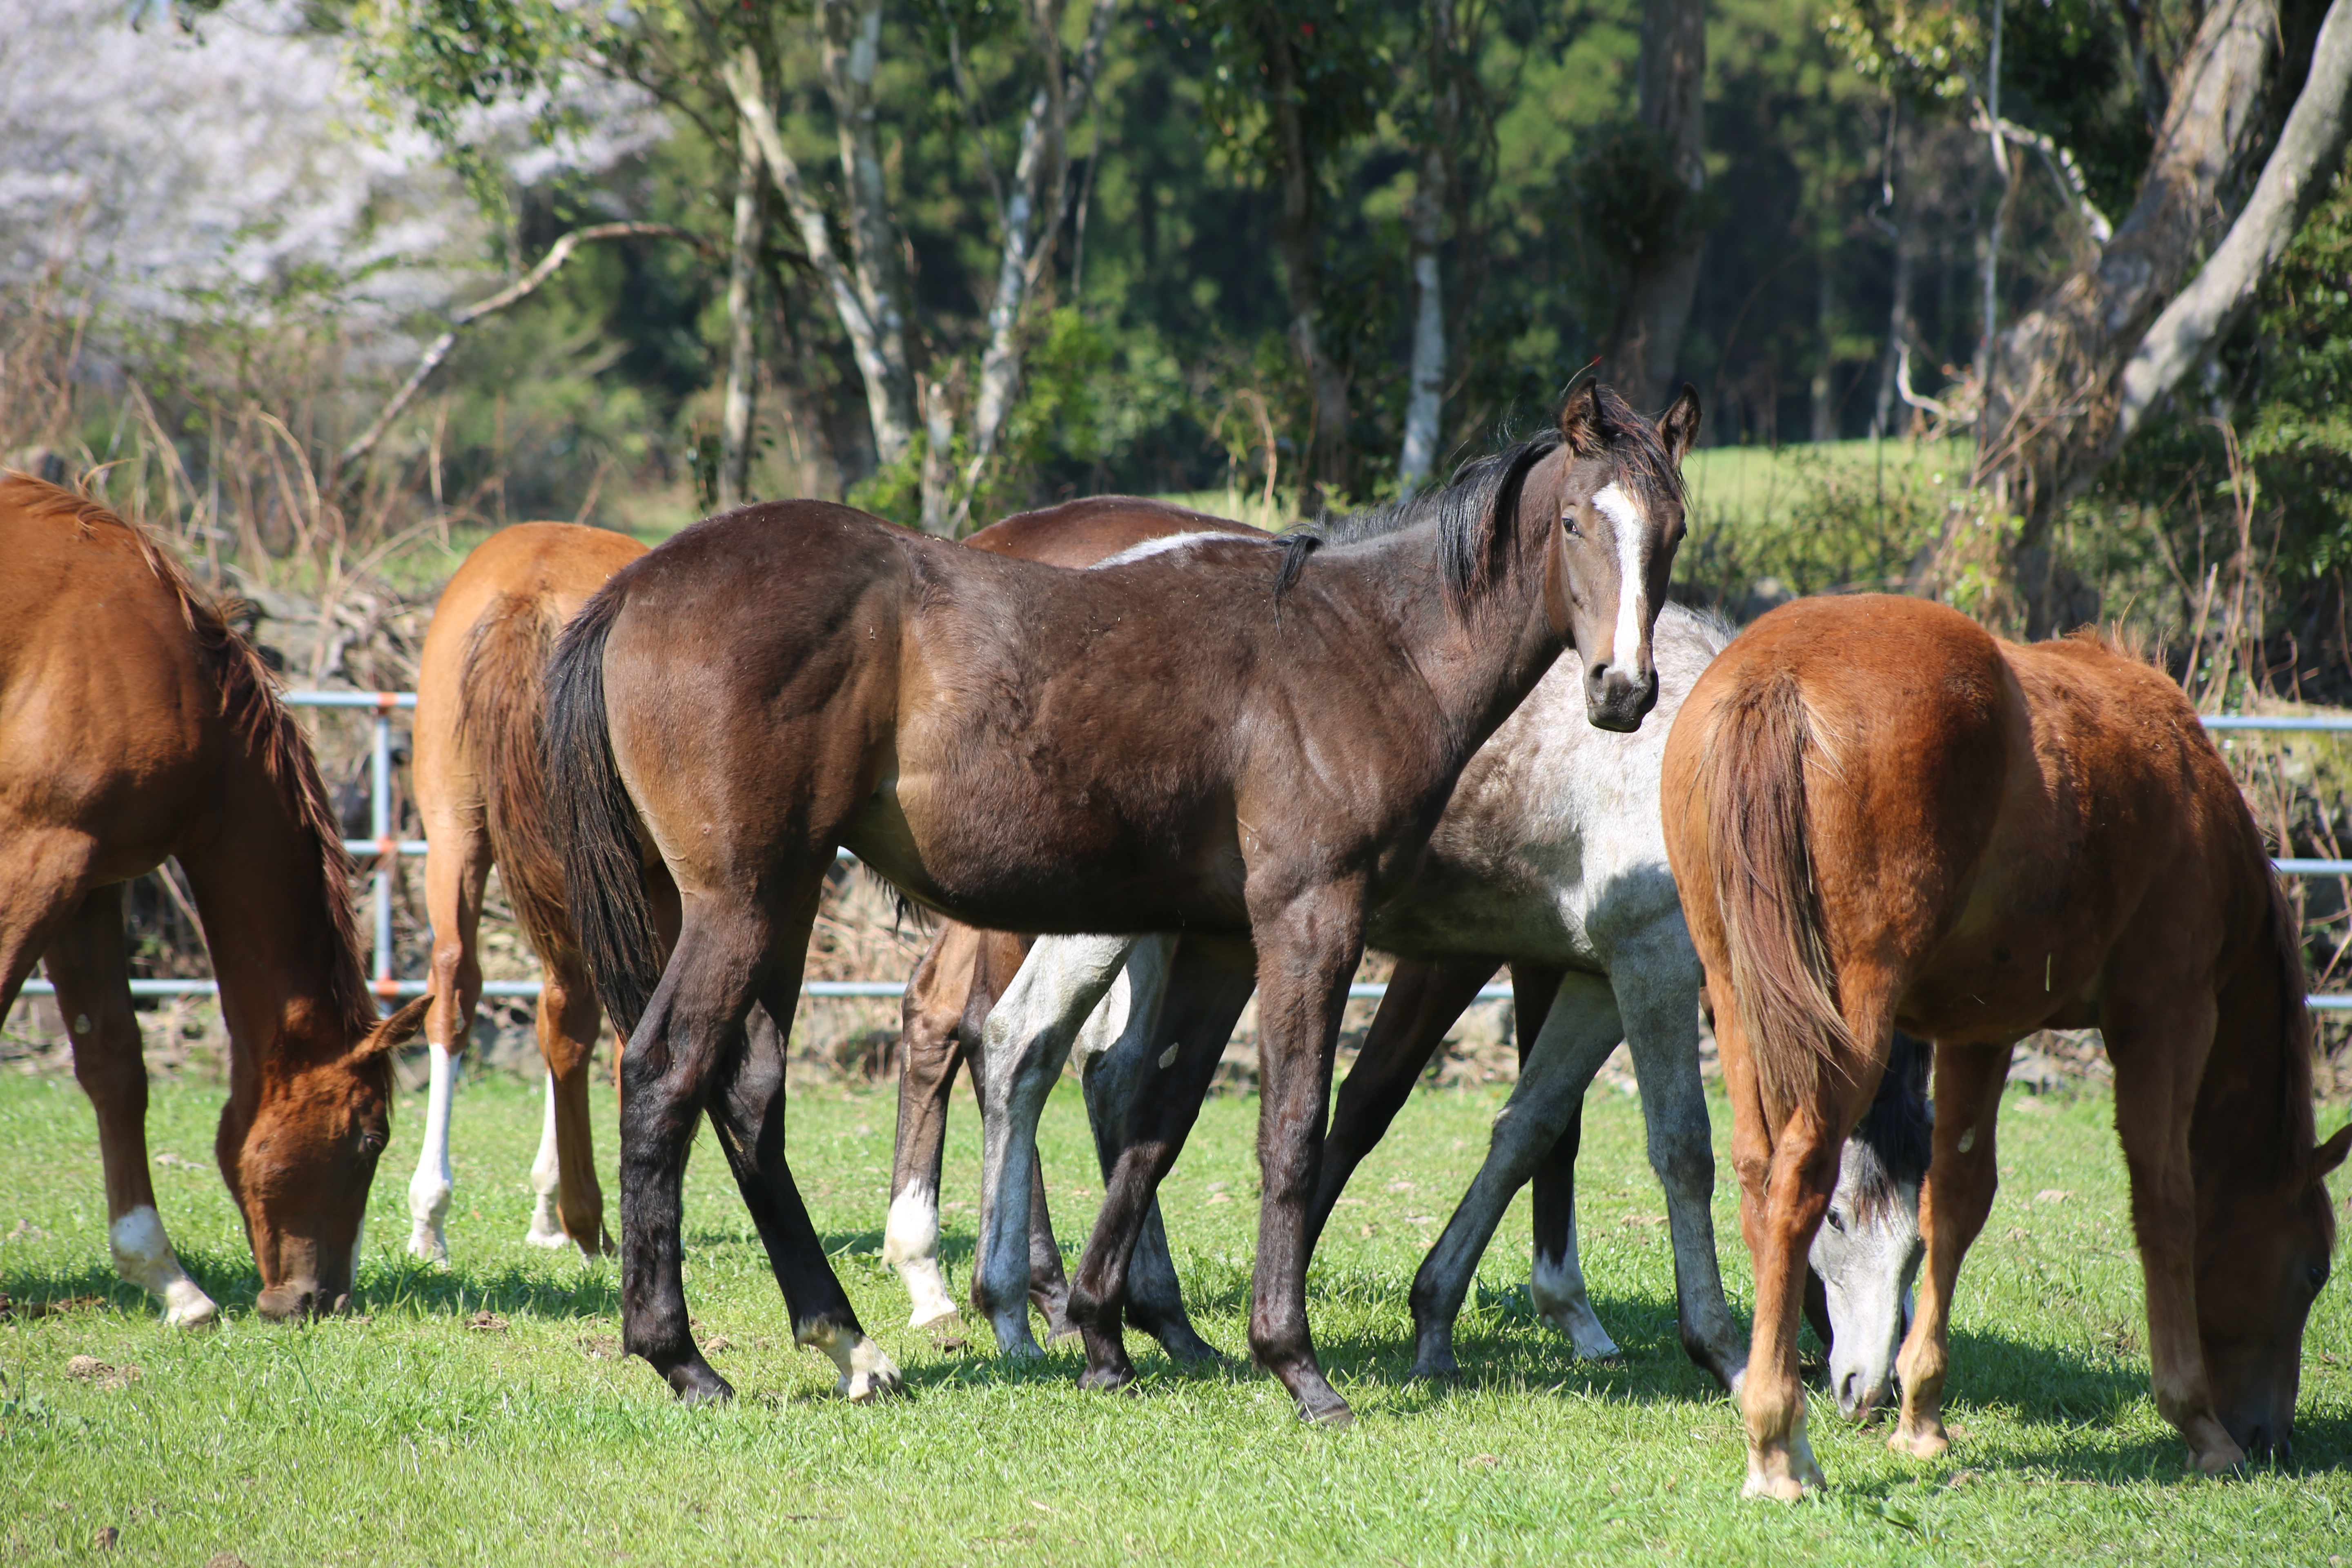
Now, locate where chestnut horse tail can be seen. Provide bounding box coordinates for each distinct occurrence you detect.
[1702,673,1856,1119]
[457,594,575,967]
[542,586,659,1040]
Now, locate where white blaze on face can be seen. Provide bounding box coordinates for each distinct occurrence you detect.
[1588,482,1650,680]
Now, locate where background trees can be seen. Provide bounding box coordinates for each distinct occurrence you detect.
[7,0,2352,687]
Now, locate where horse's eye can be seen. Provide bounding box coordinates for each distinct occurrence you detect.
[1561,506,1582,537]
[359,1127,387,1156]
[1824,1209,1846,1234]
[2312,1262,2330,1291]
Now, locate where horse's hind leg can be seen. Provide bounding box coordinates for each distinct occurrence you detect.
[1067,939,1256,1390]
[46,884,218,1326]
[708,959,901,1402]
[529,958,612,1255]
[412,784,490,1263]
[1891,1039,2011,1461]
[619,890,796,1403]
[1503,964,1620,1359]
[1615,935,1745,1391]
[884,925,974,1330]
[1409,972,1622,1379]
[1076,936,1254,1367]
[1307,960,1496,1253]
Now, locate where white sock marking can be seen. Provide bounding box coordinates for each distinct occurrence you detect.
[884,1184,960,1328]
[110,1205,217,1327]
[524,1068,570,1249]
[406,1041,458,1262]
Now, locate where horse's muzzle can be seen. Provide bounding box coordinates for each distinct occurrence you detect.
[1585,662,1659,733]
[256,1281,351,1320]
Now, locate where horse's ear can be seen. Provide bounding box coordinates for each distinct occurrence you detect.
[1659,383,1702,464]
[350,996,431,1063]
[2314,1122,2352,1180]
[1558,379,1608,457]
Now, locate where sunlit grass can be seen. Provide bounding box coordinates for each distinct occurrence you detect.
[2,1065,2346,1564]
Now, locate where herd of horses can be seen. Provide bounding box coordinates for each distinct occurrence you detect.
[2,378,2344,1501]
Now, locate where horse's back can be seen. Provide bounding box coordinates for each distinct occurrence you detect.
[966,497,1262,567]
[0,478,214,873]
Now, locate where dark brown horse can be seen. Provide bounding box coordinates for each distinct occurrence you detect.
[1662,592,2351,1497]
[546,382,1699,1421]
[0,474,427,1322]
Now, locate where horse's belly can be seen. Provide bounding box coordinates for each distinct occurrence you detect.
[844,770,1248,936]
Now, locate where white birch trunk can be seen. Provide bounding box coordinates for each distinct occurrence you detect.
[820,0,919,465]
[720,47,916,469]
[719,119,763,510]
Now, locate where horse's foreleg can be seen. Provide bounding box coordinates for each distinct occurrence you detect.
[1071,937,1253,1376]
[1615,939,1745,1392]
[709,962,901,1403]
[529,961,611,1256]
[1409,972,1621,1378]
[1308,959,1494,1253]
[884,928,970,1329]
[972,933,1134,1355]
[412,800,490,1263]
[618,902,774,1405]
[47,884,218,1327]
[1890,1039,2009,1461]
[2105,998,2238,1472]
[1246,888,1364,1426]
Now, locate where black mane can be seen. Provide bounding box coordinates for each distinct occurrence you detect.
[1271,385,1686,619]
[1844,1029,1933,1221]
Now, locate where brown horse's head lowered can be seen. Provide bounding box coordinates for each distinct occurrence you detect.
[222,998,425,1319]
[2191,880,2351,1460]
[0,473,426,1326]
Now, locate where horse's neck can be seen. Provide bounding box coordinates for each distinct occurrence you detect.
[1321,522,1564,758]
[175,750,367,1075]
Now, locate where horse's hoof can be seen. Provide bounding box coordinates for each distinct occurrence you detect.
[1743,1441,1825,1500]
[837,1356,903,1403]
[1140,1320,1224,1367]
[667,1364,735,1405]
[405,1227,448,1266]
[1300,1396,1355,1428]
[907,1301,961,1332]
[2192,1439,2248,1476]
[1408,1351,1462,1383]
[1078,1363,1137,1394]
[162,1284,219,1329]
[1888,1421,1949,1460]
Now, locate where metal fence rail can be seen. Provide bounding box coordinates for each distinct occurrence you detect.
[15,699,2352,1012]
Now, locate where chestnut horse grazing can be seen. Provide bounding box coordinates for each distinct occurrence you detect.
[0,474,428,1322]
[547,382,1698,1419]
[1662,592,2351,1498]
[406,522,645,1263]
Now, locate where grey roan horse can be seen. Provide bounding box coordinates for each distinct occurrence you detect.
[891,595,1924,1406]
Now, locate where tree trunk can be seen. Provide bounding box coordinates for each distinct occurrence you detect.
[763,256,844,500]
[2109,0,2352,451]
[719,118,764,510]
[1809,252,1835,441]
[919,370,958,535]
[1975,0,2285,628]
[721,46,917,472]
[819,0,921,467]
[1399,0,1457,492]
[1261,17,1351,495]
[956,0,1118,529]
[1872,124,1915,439]
[1607,0,1706,413]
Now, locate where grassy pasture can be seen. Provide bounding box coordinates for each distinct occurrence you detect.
[1,1066,2347,1566]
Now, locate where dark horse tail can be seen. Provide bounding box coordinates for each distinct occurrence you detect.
[458,594,576,969]
[1702,673,1856,1118]
[542,584,661,1041]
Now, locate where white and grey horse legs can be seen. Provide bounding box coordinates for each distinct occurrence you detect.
[971,933,1139,1354]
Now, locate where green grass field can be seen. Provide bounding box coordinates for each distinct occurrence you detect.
[3,1066,2347,1566]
